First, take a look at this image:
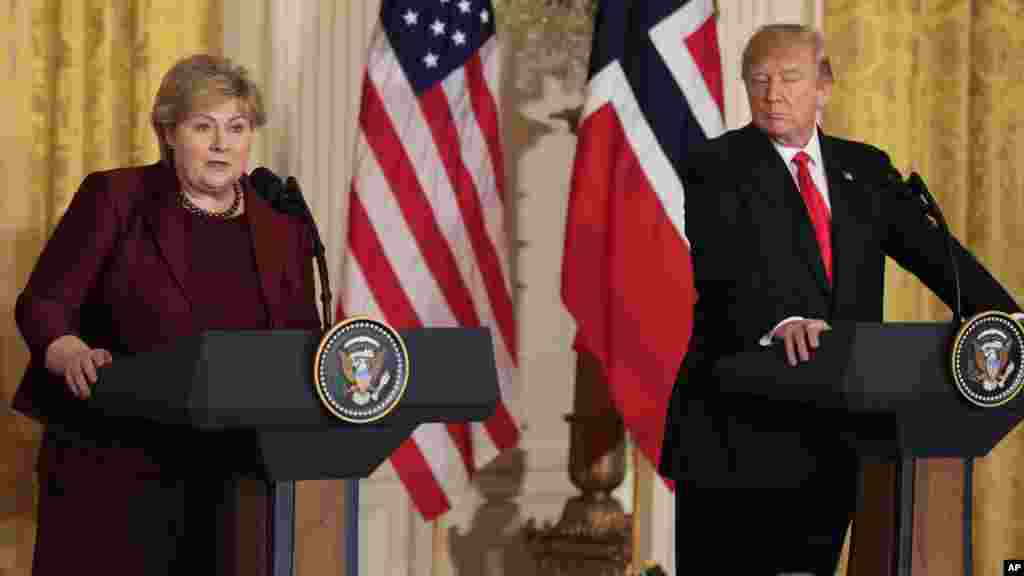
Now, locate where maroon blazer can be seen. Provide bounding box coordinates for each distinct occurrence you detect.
[13,162,321,423]
[14,163,321,574]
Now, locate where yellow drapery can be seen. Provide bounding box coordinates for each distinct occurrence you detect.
[0,1,220,572]
[824,1,1024,573]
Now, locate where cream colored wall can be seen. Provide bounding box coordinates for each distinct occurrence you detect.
[220,1,821,574]
[223,0,373,302]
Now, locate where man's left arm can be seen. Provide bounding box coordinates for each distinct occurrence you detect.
[877,156,1021,317]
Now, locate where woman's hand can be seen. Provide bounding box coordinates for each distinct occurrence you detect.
[44,335,113,400]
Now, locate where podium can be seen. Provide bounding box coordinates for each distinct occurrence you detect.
[714,322,1024,576]
[87,328,499,576]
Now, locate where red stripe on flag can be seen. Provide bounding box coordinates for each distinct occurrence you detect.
[346,20,519,520]
[464,53,506,203]
[359,77,481,329]
[418,85,518,359]
[562,105,695,468]
[347,188,421,328]
[446,423,474,476]
[483,400,520,451]
[389,439,451,520]
[684,16,725,118]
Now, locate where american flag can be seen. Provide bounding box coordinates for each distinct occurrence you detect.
[561,0,723,478]
[340,0,518,519]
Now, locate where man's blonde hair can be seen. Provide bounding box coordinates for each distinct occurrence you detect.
[741,24,834,83]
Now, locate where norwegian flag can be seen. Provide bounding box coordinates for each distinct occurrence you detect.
[341,0,519,519]
[561,0,724,478]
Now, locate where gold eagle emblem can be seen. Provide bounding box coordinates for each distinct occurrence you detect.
[338,345,389,406]
[973,340,1014,392]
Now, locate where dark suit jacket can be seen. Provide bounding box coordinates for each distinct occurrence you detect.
[12,163,320,573]
[658,124,1019,492]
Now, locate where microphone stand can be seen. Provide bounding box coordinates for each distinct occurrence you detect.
[282,177,358,576]
[285,176,333,333]
[902,171,971,576]
[907,172,964,327]
[248,169,340,576]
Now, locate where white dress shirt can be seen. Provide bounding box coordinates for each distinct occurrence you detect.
[757,130,1024,345]
[773,128,831,211]
[759,128,831,346]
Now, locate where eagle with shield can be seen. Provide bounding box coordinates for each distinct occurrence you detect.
[336,335,392,406]
[972,329,1016,392]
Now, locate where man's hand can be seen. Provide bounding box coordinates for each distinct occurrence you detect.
[773,318,831,367]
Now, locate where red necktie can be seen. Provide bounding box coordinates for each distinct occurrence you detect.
[793,151,832,284]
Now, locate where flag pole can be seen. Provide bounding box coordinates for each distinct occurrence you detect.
[431,514,446,576]
[631,444,643,572]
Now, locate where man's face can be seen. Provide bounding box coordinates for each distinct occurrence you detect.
[745,43,829,148]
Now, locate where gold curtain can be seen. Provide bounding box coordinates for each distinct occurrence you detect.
[824,1,1024,573]
[0,1,221,572]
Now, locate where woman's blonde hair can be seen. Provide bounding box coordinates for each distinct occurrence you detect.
[151,54,266,164]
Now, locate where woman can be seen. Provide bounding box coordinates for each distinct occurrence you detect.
[13,54,319,574]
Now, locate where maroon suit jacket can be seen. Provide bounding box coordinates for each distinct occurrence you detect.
[14,163,320,574]
[13,162,321,423]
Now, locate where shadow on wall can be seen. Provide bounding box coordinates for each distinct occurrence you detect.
[448,448,534,576]
[0,224,46,574]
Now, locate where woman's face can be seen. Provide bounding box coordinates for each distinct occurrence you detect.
[165,97,253,197]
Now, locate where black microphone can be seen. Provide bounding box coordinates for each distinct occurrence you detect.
[903,171,964,326]
[247,168,333,332]
[249,167,303,216]
[886,166,929,220]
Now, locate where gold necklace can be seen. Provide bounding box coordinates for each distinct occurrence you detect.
[178,183,242,219]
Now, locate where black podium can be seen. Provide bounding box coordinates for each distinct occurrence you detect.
[714,322,1024,576]
[88,328,499,576]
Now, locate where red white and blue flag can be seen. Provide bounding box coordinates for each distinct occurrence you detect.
[341,0,519,520]
[561,0,724,479]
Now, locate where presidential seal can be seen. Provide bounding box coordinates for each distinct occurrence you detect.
[951,311,1024,408]
[313,317,410,423]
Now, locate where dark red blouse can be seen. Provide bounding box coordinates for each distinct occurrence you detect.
[186,212,269,331]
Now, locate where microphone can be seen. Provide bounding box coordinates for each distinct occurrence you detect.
[248,168,333,332]
[249,167,303,216]
[886,166,930,220]
[901,171,964,326]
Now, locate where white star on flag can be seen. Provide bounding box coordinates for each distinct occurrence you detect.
[403,9,418,26]
[458,0,472,14]
[480,9,489,23]
[452,30,466,46]
[431,19,446,36]
[423,52,439,68]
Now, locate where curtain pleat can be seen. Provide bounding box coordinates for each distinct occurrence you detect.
[825,2,1024,573]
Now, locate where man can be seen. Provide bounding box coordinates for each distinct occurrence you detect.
[658,24,1021,575]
